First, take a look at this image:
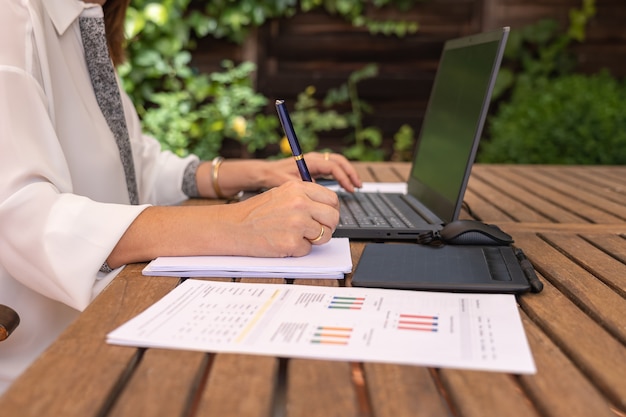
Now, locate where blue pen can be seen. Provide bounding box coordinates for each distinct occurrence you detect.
[275,99,312,182]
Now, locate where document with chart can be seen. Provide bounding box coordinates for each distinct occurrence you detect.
[107,280,536,374]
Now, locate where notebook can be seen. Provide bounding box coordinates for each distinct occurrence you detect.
[334,27,510,240]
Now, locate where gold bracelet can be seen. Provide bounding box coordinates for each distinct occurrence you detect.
[211,156,226,199]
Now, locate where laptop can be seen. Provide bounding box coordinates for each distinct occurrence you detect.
[334,27,510,240]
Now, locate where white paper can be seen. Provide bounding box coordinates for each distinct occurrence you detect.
[327,182,408,194]
[107,280,536,374]
[142,238,352,279]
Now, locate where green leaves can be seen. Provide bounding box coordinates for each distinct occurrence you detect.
[122,0,419,161]
[480,72,626,165]
[480,0,619,165]
[568,0,596,41]
[200,0,419,43]
[143,3,168,25]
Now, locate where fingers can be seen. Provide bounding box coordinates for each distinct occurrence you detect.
[306,224,328,245]
[286,182,339,241]
[229,181,338,257]
[306,152,362,192]
[260,152,362,192]
[299,179,340,209]
[301,217,333,249]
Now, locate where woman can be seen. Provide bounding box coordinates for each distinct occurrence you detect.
[0,0,361,394]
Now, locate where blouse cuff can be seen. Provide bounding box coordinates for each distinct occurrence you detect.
[181,159,200,198]
[99,261,113,274]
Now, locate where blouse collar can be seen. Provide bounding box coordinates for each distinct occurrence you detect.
[43,0,101,35]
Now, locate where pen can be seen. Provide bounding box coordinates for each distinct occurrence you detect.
[275,99,312,182]
[514,248,543,293]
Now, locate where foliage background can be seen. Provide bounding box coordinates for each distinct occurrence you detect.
[478,0,626,165]
[121,0,420,162]
[120,0,625,165]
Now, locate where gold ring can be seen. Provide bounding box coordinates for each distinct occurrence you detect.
[323,152,331,161]
[309,225,325,243]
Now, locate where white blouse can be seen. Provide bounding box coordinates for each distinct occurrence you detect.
[0,0,198,393]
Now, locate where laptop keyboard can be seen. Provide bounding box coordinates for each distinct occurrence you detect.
[338,192,416,228]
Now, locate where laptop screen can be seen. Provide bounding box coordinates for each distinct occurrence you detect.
[407,28,508,222]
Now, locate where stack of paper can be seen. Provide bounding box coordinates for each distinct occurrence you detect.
[142,237,352,279]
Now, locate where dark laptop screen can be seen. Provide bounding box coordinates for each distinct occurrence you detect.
[407,29,508,222]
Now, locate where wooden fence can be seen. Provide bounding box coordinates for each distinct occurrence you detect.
[190,0,626,158]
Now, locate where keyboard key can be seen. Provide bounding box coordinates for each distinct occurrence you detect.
[338,192,415,229]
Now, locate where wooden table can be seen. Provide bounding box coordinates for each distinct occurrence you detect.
[1,163,625,417]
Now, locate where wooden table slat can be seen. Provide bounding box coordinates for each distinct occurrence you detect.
[352,162,411,184]
[518,311,619,417]
[439,370,539,417]
[588,166,626,186]
[471,166,595,223]
[542,233,626,297]
[509,166,626,223]
[109,349,209,417]
[498,167,624,223]
[287,360,361,417]
[581,233,626,264]
[363,364,452,417]
[196,354,279,417]
[520,232,626,344]
[514,233,626,410]
[537,166,626,207]
[466,174,549,223]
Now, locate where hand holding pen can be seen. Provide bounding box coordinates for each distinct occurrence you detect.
[275,99,313,182]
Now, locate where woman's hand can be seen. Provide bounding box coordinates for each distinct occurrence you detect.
[222,180,339,257]
[196,152,362,199]
[259,152,362,192]
[106,181,340,268]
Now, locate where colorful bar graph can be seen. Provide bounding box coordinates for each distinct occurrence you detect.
[311,326,352,345]
[328,296,365,310]
[397,314,439,332]
[310,340,350,345]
